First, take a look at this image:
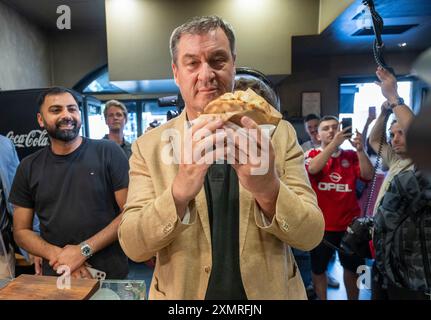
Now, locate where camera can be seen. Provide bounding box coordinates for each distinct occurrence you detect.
[158,95,178,107]
[340,216,374,259]
[158,94,184,120]
[149,120,161,128]
[167,110,179,121]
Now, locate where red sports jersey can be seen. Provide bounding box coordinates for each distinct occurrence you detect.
[305,148,366,231]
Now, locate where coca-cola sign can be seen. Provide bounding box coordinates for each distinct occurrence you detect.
[0,88,90,160]
[6,130,49,148]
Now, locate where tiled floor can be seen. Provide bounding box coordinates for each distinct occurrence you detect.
[327,253,372,300]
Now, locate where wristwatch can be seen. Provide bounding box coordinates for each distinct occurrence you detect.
[80,242,93,258]
[389,97,404,110]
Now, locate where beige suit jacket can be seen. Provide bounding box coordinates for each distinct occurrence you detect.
[119,111,324,299]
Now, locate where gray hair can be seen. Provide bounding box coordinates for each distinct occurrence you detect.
[169,15,236,64]
[104,100,128,119]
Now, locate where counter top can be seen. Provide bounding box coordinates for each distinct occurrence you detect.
[0,274,99,300]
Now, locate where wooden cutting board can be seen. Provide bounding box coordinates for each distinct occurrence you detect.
[0,274,99,300]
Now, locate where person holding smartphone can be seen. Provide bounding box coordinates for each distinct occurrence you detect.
[305,115,374,300]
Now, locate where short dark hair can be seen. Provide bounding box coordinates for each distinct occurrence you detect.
[234,77,280,110]
[37,87,79,111]
[389,119,398,128]
[388,119,398,138]
[304,114,320,123]
[170,15,236,64]
[319,115,339,124]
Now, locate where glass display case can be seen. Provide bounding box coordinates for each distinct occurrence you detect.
[90,279,146,300]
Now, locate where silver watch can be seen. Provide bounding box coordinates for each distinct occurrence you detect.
[389,97,404,109]
[80,242,93,258]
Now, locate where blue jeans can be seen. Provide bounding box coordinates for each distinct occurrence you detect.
[292,248,312,287]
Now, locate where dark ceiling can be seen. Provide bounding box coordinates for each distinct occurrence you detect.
[3,0,430,55]
[294,0,431,56]
[1,0,106,32]
[2,0,430,91]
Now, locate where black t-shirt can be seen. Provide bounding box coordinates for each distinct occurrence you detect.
[9,138,129,279]
[102,135,132,159]
[204,163,247,300]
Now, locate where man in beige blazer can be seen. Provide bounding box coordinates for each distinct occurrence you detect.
[118,15,324,300]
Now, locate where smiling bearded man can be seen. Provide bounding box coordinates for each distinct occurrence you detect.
[10,87,130,280]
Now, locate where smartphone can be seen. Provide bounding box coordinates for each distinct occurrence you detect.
[341,118,352,134]
[86,267,106,280]
[369,106,376,118]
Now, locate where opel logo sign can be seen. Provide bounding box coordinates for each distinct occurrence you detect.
[329,172,342,183]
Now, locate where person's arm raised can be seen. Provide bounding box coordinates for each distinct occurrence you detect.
[308,126,351,175]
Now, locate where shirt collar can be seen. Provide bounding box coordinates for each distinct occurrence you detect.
[104,134,127,146]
